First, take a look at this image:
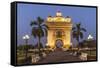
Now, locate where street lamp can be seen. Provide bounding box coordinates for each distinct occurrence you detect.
[23,34,30,45]
[87,34,94,56]
[22,34,30,64]
[87,34,93,40]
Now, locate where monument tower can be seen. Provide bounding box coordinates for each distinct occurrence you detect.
[46,11,72,50]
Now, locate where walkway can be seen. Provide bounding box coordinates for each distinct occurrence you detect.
[38,49,82,64]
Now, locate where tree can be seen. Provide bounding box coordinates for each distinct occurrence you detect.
[72,23,86,48]
[30,17,48,56]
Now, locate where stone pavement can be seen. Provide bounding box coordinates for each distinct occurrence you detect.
[37,49,82,64]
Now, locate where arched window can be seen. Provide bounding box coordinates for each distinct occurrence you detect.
[56,30,62,38]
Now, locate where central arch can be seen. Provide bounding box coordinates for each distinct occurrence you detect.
[55,39,63,49]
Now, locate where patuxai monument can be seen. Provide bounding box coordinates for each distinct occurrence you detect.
[46,11,72,50]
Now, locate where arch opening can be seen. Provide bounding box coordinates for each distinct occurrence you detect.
[55,39,63,48]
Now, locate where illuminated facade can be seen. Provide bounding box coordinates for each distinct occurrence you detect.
[46,11,72,50]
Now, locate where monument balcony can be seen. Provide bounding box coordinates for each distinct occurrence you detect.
[46,22,72,27]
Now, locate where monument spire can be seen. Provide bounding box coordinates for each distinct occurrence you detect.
[56,11,62,17]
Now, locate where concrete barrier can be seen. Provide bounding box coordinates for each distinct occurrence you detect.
[31,54,40,63]
[79,52,88,60]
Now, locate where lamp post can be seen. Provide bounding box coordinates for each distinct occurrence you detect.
[87,34,93,41]
[87,34,94,56]
[22,34,30,64]
[23,35,30,45]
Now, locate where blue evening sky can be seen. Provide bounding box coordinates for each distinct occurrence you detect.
[17,3,96,46]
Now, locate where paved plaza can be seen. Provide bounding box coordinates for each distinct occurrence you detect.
[37,49,82,64]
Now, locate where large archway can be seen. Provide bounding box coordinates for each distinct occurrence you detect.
[46,11,72,50]
[55,39,63,50]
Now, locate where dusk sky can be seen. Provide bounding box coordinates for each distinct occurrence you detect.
[17,3,96,46]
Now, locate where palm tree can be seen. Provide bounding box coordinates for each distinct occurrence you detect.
[30,17,48,56]
[72,23,86,48]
